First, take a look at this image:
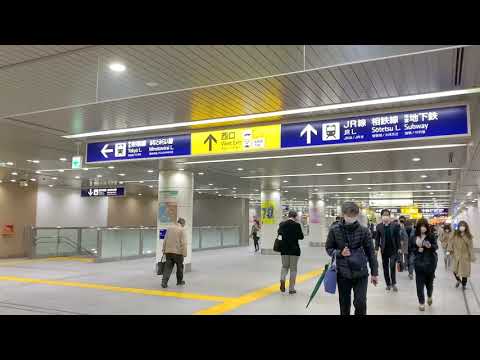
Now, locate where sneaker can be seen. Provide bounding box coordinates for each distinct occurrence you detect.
[456,281,460,288]
[280,280,286,293]
[289,289,297,295]
[177,281,186,286]
[386,285,391,291]
[409,274,414,280]
[161,283,168,288]
[419,304,425,311]
[392,285,398,292]
[427,297,433,306]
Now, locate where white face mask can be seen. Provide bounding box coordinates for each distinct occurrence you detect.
[344,216,357,224]
[459,226,466,233]
[420,227,427,234]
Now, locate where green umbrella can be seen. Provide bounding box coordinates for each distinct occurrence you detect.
[306,264,329,308]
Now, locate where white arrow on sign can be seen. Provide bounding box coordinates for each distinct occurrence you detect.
[88,189,94,196]
[101,144,114,158]
[300,124,318,144]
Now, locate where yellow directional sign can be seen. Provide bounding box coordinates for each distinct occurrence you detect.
[191,124,281,155]
[401,207,419,215]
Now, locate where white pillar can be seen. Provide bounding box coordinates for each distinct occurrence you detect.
[156,170,194,272]
[308,195,328,247]
[260,189,282,255]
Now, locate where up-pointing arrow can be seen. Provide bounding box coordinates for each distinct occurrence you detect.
[203,134,217,151]
[101,144,114,158]
[300,124,318,144]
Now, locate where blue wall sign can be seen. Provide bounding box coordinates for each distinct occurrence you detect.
[281,105,469,149]
[81,187,125,197]
[86,134,191,163]
[159,229,167,240]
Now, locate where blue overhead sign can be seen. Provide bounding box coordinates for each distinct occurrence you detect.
[86,134,191,163]
[81,187,125,197]
[281,105,469,149]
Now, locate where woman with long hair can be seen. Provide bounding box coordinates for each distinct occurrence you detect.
[409,218,438,311]
[447,221,476,290]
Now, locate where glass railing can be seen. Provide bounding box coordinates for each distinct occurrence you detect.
[29,225,241,261]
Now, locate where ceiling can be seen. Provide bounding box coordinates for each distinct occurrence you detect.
[0,45,479,217]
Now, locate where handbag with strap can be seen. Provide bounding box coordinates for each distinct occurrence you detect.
[155,254,166,275]
[324,254,337,294]
[273,234,282,252]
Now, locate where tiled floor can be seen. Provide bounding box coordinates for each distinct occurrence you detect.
[0,245,477,315]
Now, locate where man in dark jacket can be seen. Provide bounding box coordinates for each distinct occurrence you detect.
[326,202,379,315]
[277,210,304,294]
[375,209,402,291]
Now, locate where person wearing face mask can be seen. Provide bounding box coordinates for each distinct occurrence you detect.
[398,216,409,272]
[439,224,453,270]
[326,202,379,315]
[447,221,476,290]
[375,209,402,292]
[409,218,438,311]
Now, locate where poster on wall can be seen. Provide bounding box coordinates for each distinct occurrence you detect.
[158,191,178,224]
[261,200,276,225]
[309,207,321,224]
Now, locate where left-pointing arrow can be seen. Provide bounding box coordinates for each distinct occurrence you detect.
[101,144,114,158]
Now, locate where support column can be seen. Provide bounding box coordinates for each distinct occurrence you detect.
[156,168,193,272]
[308,195,328,247]
[260,189,281,255]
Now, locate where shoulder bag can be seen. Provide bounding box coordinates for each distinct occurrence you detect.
[324,253,337,294]
[156,254,166,275]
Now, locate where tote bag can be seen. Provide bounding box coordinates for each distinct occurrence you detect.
[155,254,166,275]
[324,254,337,294]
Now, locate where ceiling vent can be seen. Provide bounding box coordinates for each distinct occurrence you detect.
[454,47,465,87]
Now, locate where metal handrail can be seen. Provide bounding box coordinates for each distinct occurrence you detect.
[34,235,95,256]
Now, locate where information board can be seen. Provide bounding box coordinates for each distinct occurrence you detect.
[81,187,125,197]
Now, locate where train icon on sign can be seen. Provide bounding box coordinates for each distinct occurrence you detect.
[322,122,340,141]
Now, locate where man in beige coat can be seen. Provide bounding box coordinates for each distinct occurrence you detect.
[161,218,187,288]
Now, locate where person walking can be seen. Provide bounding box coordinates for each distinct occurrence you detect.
[448,221,476,290]
[161,218,187,288]
[277,210,304,294]
[250,219,261,252]
[439,224,453,270]
[399,216,409,272]
[330,216,342,228]
[326,202,379,315]
[375,209,402,291]
[409,218,438,311]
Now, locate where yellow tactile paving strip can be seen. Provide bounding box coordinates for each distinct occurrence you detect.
[0,264,325,314]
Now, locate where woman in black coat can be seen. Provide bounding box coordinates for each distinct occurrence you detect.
[408,218,438,312]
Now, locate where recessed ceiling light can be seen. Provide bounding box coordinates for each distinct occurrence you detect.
[208,183,213,186]
[119,181,124,185]
[421,175,428,178]
[11,172,18,176]
[0,180,3,183]
[108,166,115,169]
[147,169,154,173]
[237,168,244,171]
[284,190,289,193]
[255,189,259,192]
[52,177,58,180]
[215,191,219,194]
[138,193,142,196]
[30,178,36,182]
[48,184,53,187]
[426,185,431,189]
[316,163,323,167]
[467,192,473,196]
[10,179,16,183]
[198,172,204,175]
[32,160,40,164]
[109,62,126,72]
[97,175,102,178]
[35,171,41,174]
[232,187,237,190]
[412,157,421,162]
[429,192,434,195]
[118,173,125,177]
[149,185,153,188]
[367,187,372,190]
[283,180,288,183]
[83,168,89,171]
[58,169,64,173]
[146,82,158,87]
[59,158,67,162]
[178,168,185,171]
[75,176,80,179]
[139,181,144,184]
[6,162,14,166]
[347,178,352,181]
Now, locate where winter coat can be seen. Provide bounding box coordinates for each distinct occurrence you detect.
[448,234,476,278]
[399,226,409,254]
[326,220,379,279]
[439,231,453,250]
[375,222,401,254]
[408,233,438,274]
[277,219,304,256]
[162,224,187,257]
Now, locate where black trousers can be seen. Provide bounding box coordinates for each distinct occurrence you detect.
[337,274,368,315]
[454,273,468,286]
[381,252,397,286]
[415,270,434,304]
[162,253,184,285]
[253,236,259,251]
